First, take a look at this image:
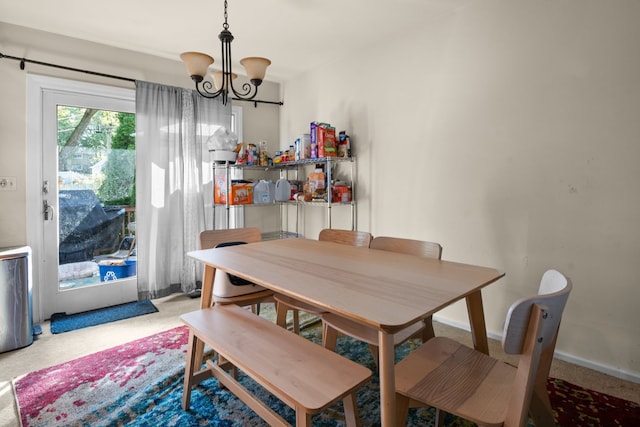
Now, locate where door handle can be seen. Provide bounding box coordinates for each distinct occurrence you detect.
[43,199,55,221]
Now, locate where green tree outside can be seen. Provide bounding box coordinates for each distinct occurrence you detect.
[98,112,136,206]
[57,107,136,206]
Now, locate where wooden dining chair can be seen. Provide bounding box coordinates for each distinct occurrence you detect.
[274,228,373,333]
[394,269,572,427]
[199,228,274,310]
[321,236,442,366]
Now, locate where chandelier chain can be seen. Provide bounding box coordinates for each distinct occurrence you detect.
[181,0,276,105]
[223,0,229,30]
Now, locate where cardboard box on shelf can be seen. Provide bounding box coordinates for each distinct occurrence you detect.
[331,184,352,203]
[310,122,337,158]
[214,174,253,205]
[230,182,253,204]
[318,125,336,157]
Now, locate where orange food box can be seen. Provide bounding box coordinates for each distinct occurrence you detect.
[331,185,352,203]
[230,182,253,204]
[214,174,253,205]
[318,125,337,157]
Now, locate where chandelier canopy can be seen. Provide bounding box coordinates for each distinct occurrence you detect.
[180,0,271,105]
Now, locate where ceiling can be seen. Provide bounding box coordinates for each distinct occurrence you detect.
[0,0,468,82]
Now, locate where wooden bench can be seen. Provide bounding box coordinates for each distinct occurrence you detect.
[181,304,372,427]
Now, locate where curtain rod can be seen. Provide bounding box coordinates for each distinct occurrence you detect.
[0,52,283,107]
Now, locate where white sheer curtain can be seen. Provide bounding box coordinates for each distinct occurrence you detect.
[135,81,230,299]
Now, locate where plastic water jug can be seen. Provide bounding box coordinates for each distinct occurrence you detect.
[254,180,272,204]
[275,178,291,202]
[267,180,276,201]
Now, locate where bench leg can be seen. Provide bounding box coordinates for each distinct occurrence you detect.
[182,331,199,410]
[193,334,205,373]
[183,331,215,409]
[217,356,238,382]
[209,360,290,427]
[343,392,361,427]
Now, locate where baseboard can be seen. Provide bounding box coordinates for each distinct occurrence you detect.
[433,315,640,385]
[551,350,640,384]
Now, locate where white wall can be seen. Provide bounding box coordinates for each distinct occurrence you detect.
[280,1,640,380]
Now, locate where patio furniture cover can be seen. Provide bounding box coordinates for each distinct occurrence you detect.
[58,190,125,264]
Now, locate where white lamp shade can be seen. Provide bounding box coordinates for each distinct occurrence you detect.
[211,70,238,91]
[180,52,214,78]
[240,57,271,82]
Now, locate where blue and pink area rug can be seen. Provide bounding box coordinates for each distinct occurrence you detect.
[13,324,640,426]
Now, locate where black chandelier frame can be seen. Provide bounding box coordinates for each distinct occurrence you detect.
[189,0,264,105]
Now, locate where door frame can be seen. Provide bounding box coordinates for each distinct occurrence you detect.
[26,74,137,323]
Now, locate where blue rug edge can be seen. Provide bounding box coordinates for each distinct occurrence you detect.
[50,300,158,334]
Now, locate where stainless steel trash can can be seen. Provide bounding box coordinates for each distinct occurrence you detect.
[0,246,33,353]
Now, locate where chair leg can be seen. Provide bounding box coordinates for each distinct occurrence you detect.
[322,322,339,350]
[529,340,557,427]
[293,309,300,334]
[276,302,302,334]
[342,392,361,427]
[368,344,380,367]
[276,301,289,329]
[434,408,445,427]
[396,394,410,426]
[529,381,556,427]
[422,316,436,342]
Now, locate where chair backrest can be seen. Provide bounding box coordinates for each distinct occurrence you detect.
[199,228,267,302]
[501,269,572,426]
[370,236,442,260]
[502,269,572,354]
[199,227,262,250]
[318,228,372,248]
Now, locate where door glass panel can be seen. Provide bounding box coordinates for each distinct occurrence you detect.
[57,105,136,290]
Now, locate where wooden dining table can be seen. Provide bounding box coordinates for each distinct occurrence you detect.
[187,237,505,427]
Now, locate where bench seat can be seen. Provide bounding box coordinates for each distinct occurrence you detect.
[181,304,372,426]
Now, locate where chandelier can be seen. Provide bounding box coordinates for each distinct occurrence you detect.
[180,0,271,105]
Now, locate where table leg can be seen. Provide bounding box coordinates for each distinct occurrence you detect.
[200,265,216,309]
[465,290,490,355]
[378,330,397,427]
[194,265,216,364]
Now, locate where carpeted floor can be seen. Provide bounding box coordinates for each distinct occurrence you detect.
[1,293,638,427]
[13,322,640,427]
